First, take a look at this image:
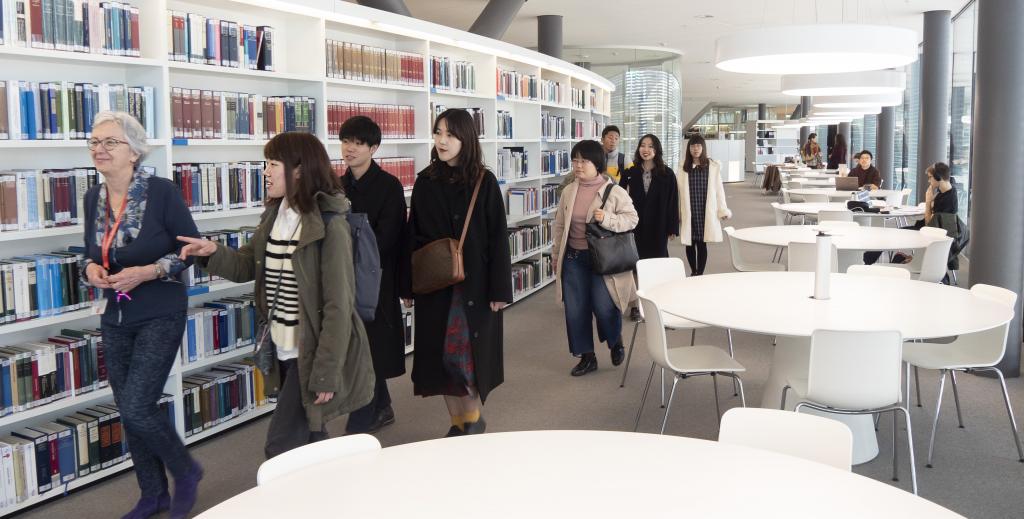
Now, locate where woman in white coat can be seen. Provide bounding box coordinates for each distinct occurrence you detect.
[677,135,732,275]
[552,140,639,377]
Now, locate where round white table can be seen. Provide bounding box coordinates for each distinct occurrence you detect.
[789,188,899,200]
[790,178,836,187]
[787,172,837,179]
[778,202,924,219]
[197,431,963,518]
[644,273,1013,464]
[733,225,938,251]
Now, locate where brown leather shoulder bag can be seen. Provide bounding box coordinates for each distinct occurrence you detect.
[411,172,484,295]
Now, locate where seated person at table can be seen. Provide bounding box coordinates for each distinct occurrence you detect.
[868,162,958,266]
[849,150,881,190]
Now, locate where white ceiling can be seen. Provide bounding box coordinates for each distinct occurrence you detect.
[366,0,968,109]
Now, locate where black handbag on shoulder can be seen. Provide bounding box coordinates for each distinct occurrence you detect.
[585,184,639,275]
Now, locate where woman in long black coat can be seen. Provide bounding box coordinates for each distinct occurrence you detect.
[406,109,512,437]
[619,134,680,259]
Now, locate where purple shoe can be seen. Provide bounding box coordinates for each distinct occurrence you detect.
[121,492,170,519]
[170,462,204,519]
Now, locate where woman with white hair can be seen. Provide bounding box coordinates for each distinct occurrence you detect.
[80,111,203,519]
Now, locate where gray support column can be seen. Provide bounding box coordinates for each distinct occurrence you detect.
[916,10,953,202]
[970,0,1024,376]
[757,103,767,120]
[838,121,851,166]
[799,96,812,143]
[355,0,411,16]
[537,15,562,59]
[468,0,527,40]
[876,106,895,189]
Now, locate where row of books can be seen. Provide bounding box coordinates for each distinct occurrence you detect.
[0,0,141,57]
[0,167,101,231]
[506,186,539,216]
[182,360,268,438]
[540,150,570,176]
[540,183,558,211]
[0,80,155,140]
[496,147,528,181]
[539,79,567,106]
[570,118,587,139]
[540,253,554,280]
[496,68,538,101]
[179,295,257,365]
[430,56,475,93]
[589,89,600,112]
[325,39,424,86]
[180,229,255,288]
[170,88,317,140]
[0,399,166,506]
[0,249,99,323]
[429,103,484,137]
[326,101,415,141]
[0,328,107,418]
[330,157,416,189]
[541,112,567,140]
[571,87,586,110]
[589,120,601,140]
[511,260,543,298]
[507,222,552,258]
[496,110,512,140]
[167,11,273,71]
[171,161,266,214]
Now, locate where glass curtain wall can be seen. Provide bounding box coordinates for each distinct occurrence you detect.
[606,61,682,168]
[950,1,976,220]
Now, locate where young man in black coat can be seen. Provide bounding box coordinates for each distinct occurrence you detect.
[340,116,411,434]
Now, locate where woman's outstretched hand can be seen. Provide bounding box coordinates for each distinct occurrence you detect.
[177,236,218,260]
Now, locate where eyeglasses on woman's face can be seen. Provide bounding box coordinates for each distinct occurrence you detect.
[88,138,130,151]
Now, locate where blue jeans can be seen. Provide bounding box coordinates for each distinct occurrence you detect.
[561,247,622,356]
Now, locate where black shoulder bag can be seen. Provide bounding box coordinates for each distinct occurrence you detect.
[585,184,639,275]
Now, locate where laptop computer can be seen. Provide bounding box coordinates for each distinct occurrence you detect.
[835,176,860,191]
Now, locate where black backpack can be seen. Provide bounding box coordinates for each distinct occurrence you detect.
[321,211,381,321]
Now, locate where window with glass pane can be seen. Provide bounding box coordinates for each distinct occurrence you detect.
[951,2,976,221]
[903,58,922,196]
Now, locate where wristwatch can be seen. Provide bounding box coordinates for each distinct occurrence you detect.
[154,263,166,279]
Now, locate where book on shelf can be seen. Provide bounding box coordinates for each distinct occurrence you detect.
[182,358,266,437]
[171,161,266,213]
[505,186,538,216]
[428,103,483,137]
[540,150,569,176]
[589,120,600,139]
[0,248,100,324]
[331,157,416,190]
[496,109,512,139]
[179,294,257,365]
[325,39,423,86]
[571,87,585,110]
[496,68,537,100]
[541,111,566,140]
[496,147,528,181]
[170,88,316,140]
[1,0,140,56]
[511,260,542,297]
[540,183,558,210]
[507,221,551,258]
[570,118,584,139]
[539,79,567,106]
[430,56,475,93]
[326,101,414,141]
[0,166,101,231]
[1,80,155,140]
[167,11,273,72]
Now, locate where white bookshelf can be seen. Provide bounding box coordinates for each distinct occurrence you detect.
[0,0,612,509]
[745,120,800,172]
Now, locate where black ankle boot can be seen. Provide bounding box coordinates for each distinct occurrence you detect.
[610,338,625,366]
[571,353,598,376]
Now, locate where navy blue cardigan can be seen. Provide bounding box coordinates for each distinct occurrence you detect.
[82,177,200,325]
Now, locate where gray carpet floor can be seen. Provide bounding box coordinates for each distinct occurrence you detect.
[18,179,1024,518]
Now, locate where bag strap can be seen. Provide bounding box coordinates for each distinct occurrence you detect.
[457,172,485,252]
[599,183,614,209]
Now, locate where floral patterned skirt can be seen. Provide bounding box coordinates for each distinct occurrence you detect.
[418,286,475,397]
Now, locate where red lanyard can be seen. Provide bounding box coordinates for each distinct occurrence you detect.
[101,188,129,270]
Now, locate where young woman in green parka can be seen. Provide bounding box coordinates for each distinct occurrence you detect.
[177,132,374,458]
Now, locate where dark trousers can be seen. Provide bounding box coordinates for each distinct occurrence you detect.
[103,312,193,498]
[864,221,924,264]
[561,247,622,356]
[346,378,391,431]
[685,240,709,275]
[265,358,328,459]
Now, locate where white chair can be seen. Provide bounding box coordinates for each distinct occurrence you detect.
[902,284,1024,468]
[725,226,786,273]
[786,241,839,273]
[621,258,710,389]
[633,293,746,433]
[818,209,854,222]
[888,236,954,283]
[780,188,793,204]
[803,193,831,203]
[719,407,853,471]
[771,202,789,226]
[257,434,382,486]
[846,265,912,279]
[781,329,917,494]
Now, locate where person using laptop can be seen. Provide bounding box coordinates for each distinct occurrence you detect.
[849,150,881,190]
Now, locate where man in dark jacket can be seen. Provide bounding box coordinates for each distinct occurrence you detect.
[339,116,411,434]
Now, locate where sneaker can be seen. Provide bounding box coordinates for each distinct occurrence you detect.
[610,340,625,367]
[571,353,598,376]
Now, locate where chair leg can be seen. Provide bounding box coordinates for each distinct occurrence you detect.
[980,367,1024,462]
[949,370,965,428]
[926,370,948,468]
[727,329,738,396]
[914,366,923,407]
[711,373,721,419]
[732,374,747,407]
[660,376,680,434]
[690,328,696,346]
[904,362,911,414]
[660,368,666,408]
[898,406,919,495]
[779,386,790,410]
[619,321,641,388]
[891,410,899,482]
[633,362,657,432]
[874,413,881,431]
